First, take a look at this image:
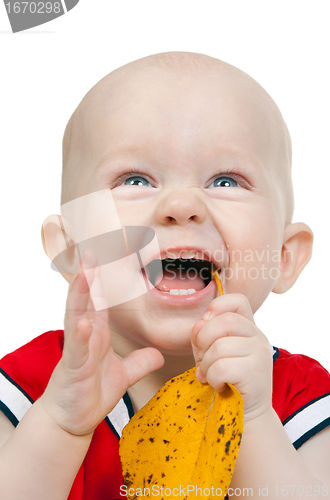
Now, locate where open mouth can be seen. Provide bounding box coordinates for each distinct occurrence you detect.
[145,258,218,295]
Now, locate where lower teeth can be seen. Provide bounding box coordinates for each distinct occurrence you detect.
[161,289,197,295]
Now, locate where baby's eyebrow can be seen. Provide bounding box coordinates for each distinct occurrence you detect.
[95,144,157,172]
[94,143,267,192]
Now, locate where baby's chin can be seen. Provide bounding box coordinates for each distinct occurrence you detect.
[106,286,210,359]
[109,307,196,355]
[133,326,195,357]
[145,333,194,357]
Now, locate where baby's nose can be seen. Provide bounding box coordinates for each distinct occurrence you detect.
[155,189,207,226]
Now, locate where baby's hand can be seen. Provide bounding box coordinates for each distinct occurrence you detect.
[191,294,273,421]
[40,250,164,436]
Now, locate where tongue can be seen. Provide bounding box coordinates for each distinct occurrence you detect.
[154,269,205,292]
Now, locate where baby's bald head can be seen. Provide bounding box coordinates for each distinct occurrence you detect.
[61,52,294,224]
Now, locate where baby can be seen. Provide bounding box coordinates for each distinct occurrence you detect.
[0,52,329,500]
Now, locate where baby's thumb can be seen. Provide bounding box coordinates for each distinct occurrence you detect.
[121,348,164,387]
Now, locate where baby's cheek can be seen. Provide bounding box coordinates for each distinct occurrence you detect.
[224,236,280,311]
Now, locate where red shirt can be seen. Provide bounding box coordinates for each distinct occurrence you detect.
[0,330,330,500]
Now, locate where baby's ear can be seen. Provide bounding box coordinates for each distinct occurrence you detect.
[272,222,313,294]
[41,214,76,283]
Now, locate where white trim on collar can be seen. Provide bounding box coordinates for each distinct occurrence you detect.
[107,397,130,438]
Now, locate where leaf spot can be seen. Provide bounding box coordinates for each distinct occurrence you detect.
[218,425,225,435]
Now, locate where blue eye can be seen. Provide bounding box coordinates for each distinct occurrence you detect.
[123,175,151,187]
[212,176,238,188]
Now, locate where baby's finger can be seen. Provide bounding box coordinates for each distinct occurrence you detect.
[86,263,109,317]
[193,313,258,357]
[121,348,164,388]
[62,318,93,370]
[203,356,245,393]
[64,249,98,331]
[64,264,91,328]
[203,293,254,324]
[191,294,254,350]
[196,336,251,382]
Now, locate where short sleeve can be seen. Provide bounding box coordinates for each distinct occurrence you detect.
[272,347,330,449]
[0,330,64,426]
[0,330,126,500]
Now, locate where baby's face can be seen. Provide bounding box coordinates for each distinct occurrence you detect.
[64,63,290,357]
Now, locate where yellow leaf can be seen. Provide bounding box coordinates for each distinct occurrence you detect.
[120,367,243,500]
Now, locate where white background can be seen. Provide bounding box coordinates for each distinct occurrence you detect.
[0,1,329,370]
